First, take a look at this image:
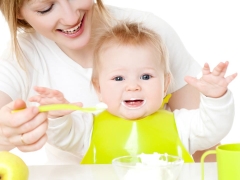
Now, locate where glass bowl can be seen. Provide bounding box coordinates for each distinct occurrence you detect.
[112,153,184,180]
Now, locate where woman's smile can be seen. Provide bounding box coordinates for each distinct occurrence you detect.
[57,14,85,38]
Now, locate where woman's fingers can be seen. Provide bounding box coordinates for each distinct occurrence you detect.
[0,99,48,152]
[17,134,48,152]
[8,119,48,146]
[19,112,48,135]
[13,99,27,110]
[11,107,40,126]
[5,111,48,138]
[21,119,48,145]
[1,101,39,128]
[0,100,39,141]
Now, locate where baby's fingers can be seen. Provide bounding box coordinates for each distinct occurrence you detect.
[202,63,211,75]
[212,61,228,76]
[29,95,41,103]
[47,102,83,118]
[225,73,238,84]
[34,86,61,98]
[184,76,199,88]
[33,86,50,95]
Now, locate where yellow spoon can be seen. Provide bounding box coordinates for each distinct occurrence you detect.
[12,103,108,113]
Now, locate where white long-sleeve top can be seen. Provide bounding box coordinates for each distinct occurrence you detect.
[46,90,235,164]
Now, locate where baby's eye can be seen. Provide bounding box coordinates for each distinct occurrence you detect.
[140,74,152,80]
[113,76,124,81]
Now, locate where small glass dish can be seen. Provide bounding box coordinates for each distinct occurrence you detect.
[112,153,184,180]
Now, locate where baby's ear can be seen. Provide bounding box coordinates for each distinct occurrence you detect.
[164,73,171,95]
[97,90,103,102]
[93,83,103,102]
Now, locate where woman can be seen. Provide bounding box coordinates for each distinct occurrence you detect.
[0,0,214,163]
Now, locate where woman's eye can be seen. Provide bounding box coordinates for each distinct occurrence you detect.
[140,74,151,80]
[38,4,54,14]
[113,76,124,81]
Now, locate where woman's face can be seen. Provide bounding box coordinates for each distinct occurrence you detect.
[19,0,94,51]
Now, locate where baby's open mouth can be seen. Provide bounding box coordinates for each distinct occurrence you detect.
[122,99,146,109]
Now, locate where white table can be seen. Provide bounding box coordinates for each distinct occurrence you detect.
[28,162,217,180]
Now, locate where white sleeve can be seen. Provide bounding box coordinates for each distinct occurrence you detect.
[0,46,29,100]
[0,33,53,102]
[174,90,235,154]
[47,111,93,158]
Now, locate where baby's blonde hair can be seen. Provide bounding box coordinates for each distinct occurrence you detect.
[0,0,109,68]
[92,21,172,89]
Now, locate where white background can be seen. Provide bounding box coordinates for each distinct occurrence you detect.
[0,0,239,165]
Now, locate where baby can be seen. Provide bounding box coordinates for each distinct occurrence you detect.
[30,21,237,164]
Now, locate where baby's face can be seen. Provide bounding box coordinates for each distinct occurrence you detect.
[97,44,169,120]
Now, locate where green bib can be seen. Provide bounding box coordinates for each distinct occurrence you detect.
[81,109,194,164]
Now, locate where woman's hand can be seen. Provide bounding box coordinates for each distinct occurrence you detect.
[0,99,48,152]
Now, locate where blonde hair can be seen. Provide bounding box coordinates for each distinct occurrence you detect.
[0,0,109,67]
[92,21,172,89]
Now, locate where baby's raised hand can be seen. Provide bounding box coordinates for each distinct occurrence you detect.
[29,86,82,118]
[184,61,237,98]
[29,86,69,105]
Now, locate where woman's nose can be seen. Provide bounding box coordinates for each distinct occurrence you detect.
[59,2,80,25]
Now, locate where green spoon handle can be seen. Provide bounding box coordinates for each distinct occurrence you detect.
[12,104,104,113]
[38,104,99,112]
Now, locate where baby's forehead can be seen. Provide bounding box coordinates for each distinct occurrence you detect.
[102,41,162,58]
[100,44,162,63]
[102,40,153,50]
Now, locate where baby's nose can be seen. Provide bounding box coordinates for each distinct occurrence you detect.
[125,82,141,91]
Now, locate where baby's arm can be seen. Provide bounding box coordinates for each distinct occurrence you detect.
[184,61,237,98]
[29,86,83,118]
[175,90,234,154]
[29,86,90,157]
[176,61,237,154]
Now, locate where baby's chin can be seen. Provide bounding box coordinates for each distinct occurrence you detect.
[112,110,153,120]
